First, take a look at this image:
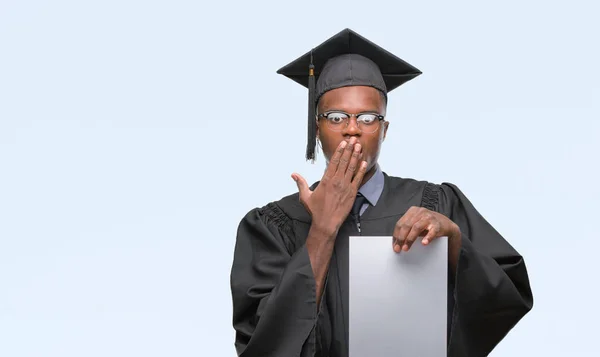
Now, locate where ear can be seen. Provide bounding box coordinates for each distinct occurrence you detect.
[382,121,389,141]
[316,118,321,138]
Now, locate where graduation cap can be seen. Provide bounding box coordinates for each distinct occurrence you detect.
[277,28,422,161]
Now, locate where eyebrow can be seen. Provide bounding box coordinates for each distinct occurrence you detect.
[321,109,382,114]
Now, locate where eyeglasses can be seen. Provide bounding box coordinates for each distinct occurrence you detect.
[317,111,385,133]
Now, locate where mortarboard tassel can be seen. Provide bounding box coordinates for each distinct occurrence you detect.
[306,51,317,161]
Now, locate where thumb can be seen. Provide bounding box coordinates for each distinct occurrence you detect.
[291,173,311,201]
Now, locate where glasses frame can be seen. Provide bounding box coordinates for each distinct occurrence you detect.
[317,111,386,133]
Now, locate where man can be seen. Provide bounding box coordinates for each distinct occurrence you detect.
[229,28,533,357]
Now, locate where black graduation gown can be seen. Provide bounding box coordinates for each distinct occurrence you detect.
[230,173,533,357]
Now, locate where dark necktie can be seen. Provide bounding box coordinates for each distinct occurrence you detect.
[351,193,367,232]
[352,192,368,218]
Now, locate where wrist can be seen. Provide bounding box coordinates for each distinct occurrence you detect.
[448,225,462,253]
[309,221,338,241]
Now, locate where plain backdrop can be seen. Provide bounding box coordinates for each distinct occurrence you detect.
[1,0,599,356]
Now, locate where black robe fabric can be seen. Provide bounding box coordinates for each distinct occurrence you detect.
[230,173,534,357]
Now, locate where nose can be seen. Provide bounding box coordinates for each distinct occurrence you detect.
[342,117,361,136]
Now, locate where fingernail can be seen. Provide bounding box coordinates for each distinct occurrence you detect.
[355,144,361,151]
[340,141,347,148]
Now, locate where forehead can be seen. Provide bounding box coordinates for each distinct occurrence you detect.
[318,85,384,112]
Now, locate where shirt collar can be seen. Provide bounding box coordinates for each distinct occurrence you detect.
[358,163,384,207]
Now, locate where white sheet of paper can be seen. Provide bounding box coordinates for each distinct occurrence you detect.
[349,236,448,357]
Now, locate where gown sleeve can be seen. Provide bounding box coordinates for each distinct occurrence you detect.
[438,183,534,357]
[230,202,320,357]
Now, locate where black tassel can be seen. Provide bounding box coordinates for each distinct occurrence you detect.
[306,51,317,161]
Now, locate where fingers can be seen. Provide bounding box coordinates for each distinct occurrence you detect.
[344,143,362,180]
[393,207,444,253]
[325,139,367,185]
[392,207,419,253]
[324,141,347,178]
[421,222,441,245]
[335,138,356,178]
[291,173,311,202]
[403,216,430,250]
[351,160,368,189]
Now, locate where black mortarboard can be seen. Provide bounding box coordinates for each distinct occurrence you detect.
[277,28,422,161]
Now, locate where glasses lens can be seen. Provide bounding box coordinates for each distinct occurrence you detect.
[325,112,349,131]
[357,114,380,133]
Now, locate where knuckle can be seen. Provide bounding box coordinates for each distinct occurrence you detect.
[347,165,356,172]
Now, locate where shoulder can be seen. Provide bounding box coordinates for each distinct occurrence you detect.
[385,173,436,192]
[239,190,311,230]
[384,172,440,194]
[385,173,463,194]
[383,173,465,210]
[257,191,310,224]
[235,191,311,253]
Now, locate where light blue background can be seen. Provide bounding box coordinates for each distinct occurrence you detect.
[1,0,598,356]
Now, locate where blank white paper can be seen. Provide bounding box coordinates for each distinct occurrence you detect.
[349,236,448,357]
